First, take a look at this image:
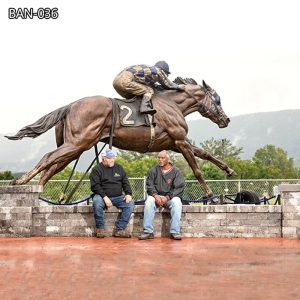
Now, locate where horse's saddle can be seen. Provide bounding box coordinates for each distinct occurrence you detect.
[113,97,154,127]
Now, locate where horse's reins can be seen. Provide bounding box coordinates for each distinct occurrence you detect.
[185,85,221,119]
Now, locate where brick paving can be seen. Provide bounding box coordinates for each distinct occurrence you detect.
[0,237,299,300]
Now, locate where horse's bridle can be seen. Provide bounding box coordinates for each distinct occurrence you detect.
[184,85,222,119]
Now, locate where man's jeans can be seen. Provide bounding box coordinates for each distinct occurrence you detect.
[143,195,182,234]
[92,194,134,231]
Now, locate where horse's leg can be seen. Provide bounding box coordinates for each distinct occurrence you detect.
[175,139,213,197]
[38,161,70,186]
[190,143,236,176]
[55,121,64,147]
[15,143,84,185]
[35,122,66,185]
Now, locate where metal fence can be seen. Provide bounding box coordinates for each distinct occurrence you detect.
[1,178,299,203]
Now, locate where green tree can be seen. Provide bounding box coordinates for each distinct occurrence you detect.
[0,170,14,180]
[253,145,297,178]
[115,156,157,177]
[226,158,260,179]
[200,138,243,160]
[51,166,84,180]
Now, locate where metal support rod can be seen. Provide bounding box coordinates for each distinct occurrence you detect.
[59,158,79,202]
[65,143,106,203]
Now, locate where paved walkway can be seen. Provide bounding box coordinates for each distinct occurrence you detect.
[0,237,299,300]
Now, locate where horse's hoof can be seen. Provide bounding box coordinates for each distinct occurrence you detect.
[9,179,17,185]
[209,199,220,205]
[59,193,65,202]
[228,169,238,177]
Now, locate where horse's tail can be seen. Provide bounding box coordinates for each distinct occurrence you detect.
[5,104,71,140]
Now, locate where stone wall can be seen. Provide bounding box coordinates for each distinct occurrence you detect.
[0,185,299,238]
[29,205,282,237]
[0,186,42,237]
[280,184,300,238]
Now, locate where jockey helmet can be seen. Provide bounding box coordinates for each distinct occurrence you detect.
[155,61,170,74]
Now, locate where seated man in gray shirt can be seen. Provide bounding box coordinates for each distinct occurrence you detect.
[139,150,185,240]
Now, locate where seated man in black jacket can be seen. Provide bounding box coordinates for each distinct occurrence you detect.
[139,150,185,240]
[90,149,134,238]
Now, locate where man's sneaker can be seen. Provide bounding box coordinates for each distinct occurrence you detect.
[170,233,182,240]
[113,230,131,238]
[96,228,106,238]
[138,232,154,240]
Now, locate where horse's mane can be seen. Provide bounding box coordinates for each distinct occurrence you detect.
[153,77,199,94]
[173,77,198,85]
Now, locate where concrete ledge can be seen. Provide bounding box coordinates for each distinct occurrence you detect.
[31,204,283,214]
[0,185,43,193]
[279,184,300,192]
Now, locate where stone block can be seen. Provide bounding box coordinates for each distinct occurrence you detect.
[46,226,60,233]
[226,213,248,219]
[243,219,280,227]
[197,206,216,213]
[32,206,54,213]
[282,206,300,213]
[52,206,76,213]
[0,194,11,201]
[282,220,300,227]
[283,212,300,220]
[266,213,282,220]
[0,213,10,220]
[11,213,32,220]
[284,198,300,206]
[76,206,93,213]
[226,205,254,213]
[15,220,32,227]
[206,213,226,220]
[0,207,12,213]
[214,206,227,213]
[183,206,200,213]
[10,207,32,213]
[282,227,297,238]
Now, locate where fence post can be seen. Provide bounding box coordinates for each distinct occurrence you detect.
[143,176,147,200]
[238,179,241,192]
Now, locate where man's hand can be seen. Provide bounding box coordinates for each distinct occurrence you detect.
[154,194,163,206]
[124,194,132,203]
[178,84,186,91]
[160,196,168,206]
[103,196,113,208]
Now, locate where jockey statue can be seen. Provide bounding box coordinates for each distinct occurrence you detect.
[113,61,185,115]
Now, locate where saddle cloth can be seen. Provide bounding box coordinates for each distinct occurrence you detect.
[114,97,153,127]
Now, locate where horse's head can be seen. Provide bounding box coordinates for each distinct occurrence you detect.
[174,77,230,128]
[197,80,230,128]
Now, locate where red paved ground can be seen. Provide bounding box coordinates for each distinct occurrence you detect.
[0,237,299,300]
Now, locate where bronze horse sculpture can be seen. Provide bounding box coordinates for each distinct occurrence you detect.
[6,77,235,197]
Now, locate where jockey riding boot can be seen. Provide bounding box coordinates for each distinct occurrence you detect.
[140,95,156,115]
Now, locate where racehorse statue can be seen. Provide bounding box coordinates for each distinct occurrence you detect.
[5,77,235,197]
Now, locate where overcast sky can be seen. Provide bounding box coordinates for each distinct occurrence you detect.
[0,0,300,134]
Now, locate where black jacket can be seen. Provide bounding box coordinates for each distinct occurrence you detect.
[90,163,132,198]
[146,165,184,199]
